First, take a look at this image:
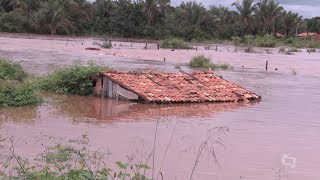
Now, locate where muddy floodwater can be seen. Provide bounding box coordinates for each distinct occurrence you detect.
[0,35,320,179]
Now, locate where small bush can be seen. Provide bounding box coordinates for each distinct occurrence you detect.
[254,34,278,47]
[244,46,254,53]
[231,36,241,52]
[0,83,40,107]
[189,55,230,70]
[244,35,254,53]
[40,62,110,96]
[307,48,316,53]
[100,41,112,49]
[278,47,286,53]
[289,47,300,52]
[160,38,189,49]
[0,58,28,80]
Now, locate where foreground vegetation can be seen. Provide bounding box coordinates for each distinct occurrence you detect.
[0,135,151,179]
[189,55,230,70]
[0,0,320,42]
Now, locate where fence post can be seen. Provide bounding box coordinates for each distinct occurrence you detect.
[266,61,269,71]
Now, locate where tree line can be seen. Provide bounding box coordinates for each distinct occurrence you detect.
[0,0,319,41]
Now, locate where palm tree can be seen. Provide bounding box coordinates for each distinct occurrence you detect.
[282,11,301,38]
[144,0,157,24]
[0,0,19,12]
[179,1,205,25]
[232,0,257,31]
[31,0,73,35]
[158,0,170,16]
[19,0,41,18]
[256,0,283,34]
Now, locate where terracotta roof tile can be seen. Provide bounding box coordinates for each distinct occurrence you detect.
[100,71,261,103]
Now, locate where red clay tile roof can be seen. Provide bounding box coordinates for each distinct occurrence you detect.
[297,32,318,37]
[99,71,261,103]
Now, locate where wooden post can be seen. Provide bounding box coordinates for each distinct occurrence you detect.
[215,45,218,52]
[266,61,268,71]
[196,46,198,51]
[145,42,148,49]
[163,57,166,62]
[157,44,160,50]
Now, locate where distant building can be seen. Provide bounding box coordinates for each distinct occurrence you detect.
[297,32,320,41]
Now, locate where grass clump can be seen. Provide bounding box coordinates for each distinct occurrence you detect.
[0,82,40,107]
[160,38,189,49]
[0,58,28,80]
[189,55,230,70]
[40,62,109,96]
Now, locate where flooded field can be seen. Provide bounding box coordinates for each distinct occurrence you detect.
[0,36,320,179]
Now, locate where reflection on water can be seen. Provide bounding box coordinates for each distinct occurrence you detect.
[49,93,258,122]
[1,92,258,125]
[0,105,38,125]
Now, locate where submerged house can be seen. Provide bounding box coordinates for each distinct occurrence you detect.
[94,71,261,103]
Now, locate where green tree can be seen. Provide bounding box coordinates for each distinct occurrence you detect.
[232,0,257,32]
[282,11,301,37]
[256,0,283,34]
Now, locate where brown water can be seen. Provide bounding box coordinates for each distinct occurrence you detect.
[0,36,320,179]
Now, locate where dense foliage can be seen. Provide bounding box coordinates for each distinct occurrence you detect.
[40,62,109,96]
[0,0,318,41]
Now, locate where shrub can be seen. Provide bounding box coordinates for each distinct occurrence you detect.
[189,55,230,70]
[289,47,300,52]
[244,35,254,53]
[278,47,286,53]
[0,82,40,107]
[231,37,241,52]
[0,58,28,80]
[254,34,278,47]
[100,41,112,49]
[40,62,110,96]
[307,48,316,53]
[160,38,189,49]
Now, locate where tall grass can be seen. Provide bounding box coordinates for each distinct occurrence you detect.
[40,62,110,96]
[160,38,189,49]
